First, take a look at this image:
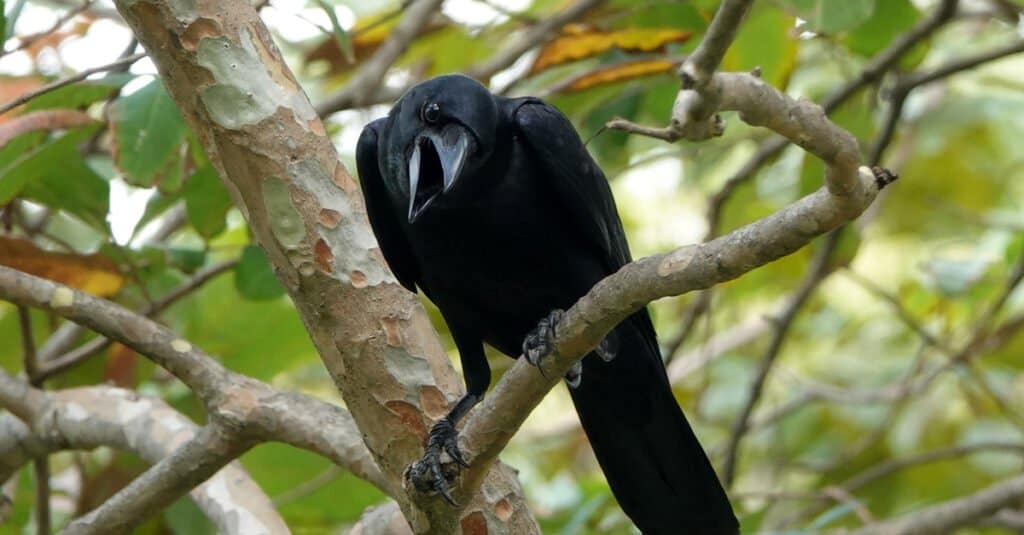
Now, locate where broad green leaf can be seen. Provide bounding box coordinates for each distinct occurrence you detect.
[156,145,187,194]
[777,0,876,34]
[166,247,208,273]
[235,245,285,300]
[184,165,233,239]
[0,130,45,177]
[25,74,134,111]
[0,124,109,229]
[108,78,188,187]
[0,0,6,44]
[613,1,709,33]
[844,0,920,57]
[722,3,798,88]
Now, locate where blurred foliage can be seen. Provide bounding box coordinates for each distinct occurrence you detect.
[1,0,1023,533]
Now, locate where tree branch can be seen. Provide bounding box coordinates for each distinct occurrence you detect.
[843,473,1024,535]
[682,0,753,85]
[0,266,389,523]
[34,258,239,382]
[313,0,443,114]
[64,425,252,535]
[0,382,289,535]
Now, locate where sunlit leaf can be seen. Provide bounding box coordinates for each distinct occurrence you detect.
[558,58,676,92]
[108,78,188,188]
[0,236,123,296]
[530,26,692,74]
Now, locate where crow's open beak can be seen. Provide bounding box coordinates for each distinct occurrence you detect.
[408,124,470,223]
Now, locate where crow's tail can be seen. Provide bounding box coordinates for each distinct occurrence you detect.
[569,313,738,535]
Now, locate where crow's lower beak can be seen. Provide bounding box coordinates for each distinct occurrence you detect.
[408,124,471,223]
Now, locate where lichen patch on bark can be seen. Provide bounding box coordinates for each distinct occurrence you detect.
[195,29,315,130]
[262,176,305,250]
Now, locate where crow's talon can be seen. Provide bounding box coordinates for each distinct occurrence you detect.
[595,335,618,362]
[565,361,583,389]
[523,309,564,374]
[407,418,464,505]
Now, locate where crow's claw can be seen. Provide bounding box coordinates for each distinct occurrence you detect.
[523,309,564,375]
[595,335,618,362]
[565,360,583,389]
[407,417,464,505]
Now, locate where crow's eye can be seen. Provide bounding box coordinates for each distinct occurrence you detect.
[421,102,441,124]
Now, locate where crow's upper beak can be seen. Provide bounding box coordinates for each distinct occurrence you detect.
[408,124,470,223]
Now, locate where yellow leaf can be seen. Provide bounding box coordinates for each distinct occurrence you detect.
[0,237,124,296]
[559,59,677,92]
[531,27,691,74]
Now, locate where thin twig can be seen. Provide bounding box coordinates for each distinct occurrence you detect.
[681,0,753,84]
[34,259,239,382]
[16,306,49,535]
[312,0,443,115]
[0,53,146,116]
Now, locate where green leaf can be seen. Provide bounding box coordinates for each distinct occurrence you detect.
[166,247,207,273]
[25,74,134,111]
[844,0,920,57]
[722,3,798,88]
[316,0,355,64]
[0,124,109,230]
[777,0,876,34]
[184,165,233,239]
[108,78,188,187]
[235,245,285,300]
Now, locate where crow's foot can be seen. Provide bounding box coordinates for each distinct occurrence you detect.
[407,417,467,505]
[565,361,583,388]
[523,309,565,375]
[594,334,618,362]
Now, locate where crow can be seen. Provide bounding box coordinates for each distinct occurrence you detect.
[356,74,738,534]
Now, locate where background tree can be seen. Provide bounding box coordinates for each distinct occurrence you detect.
[0,0,1022,533]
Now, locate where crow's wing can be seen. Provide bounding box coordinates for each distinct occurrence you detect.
[513,100,632,271]
[356,119,419,292]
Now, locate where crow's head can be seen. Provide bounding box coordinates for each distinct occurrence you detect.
[386,74,497,223]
